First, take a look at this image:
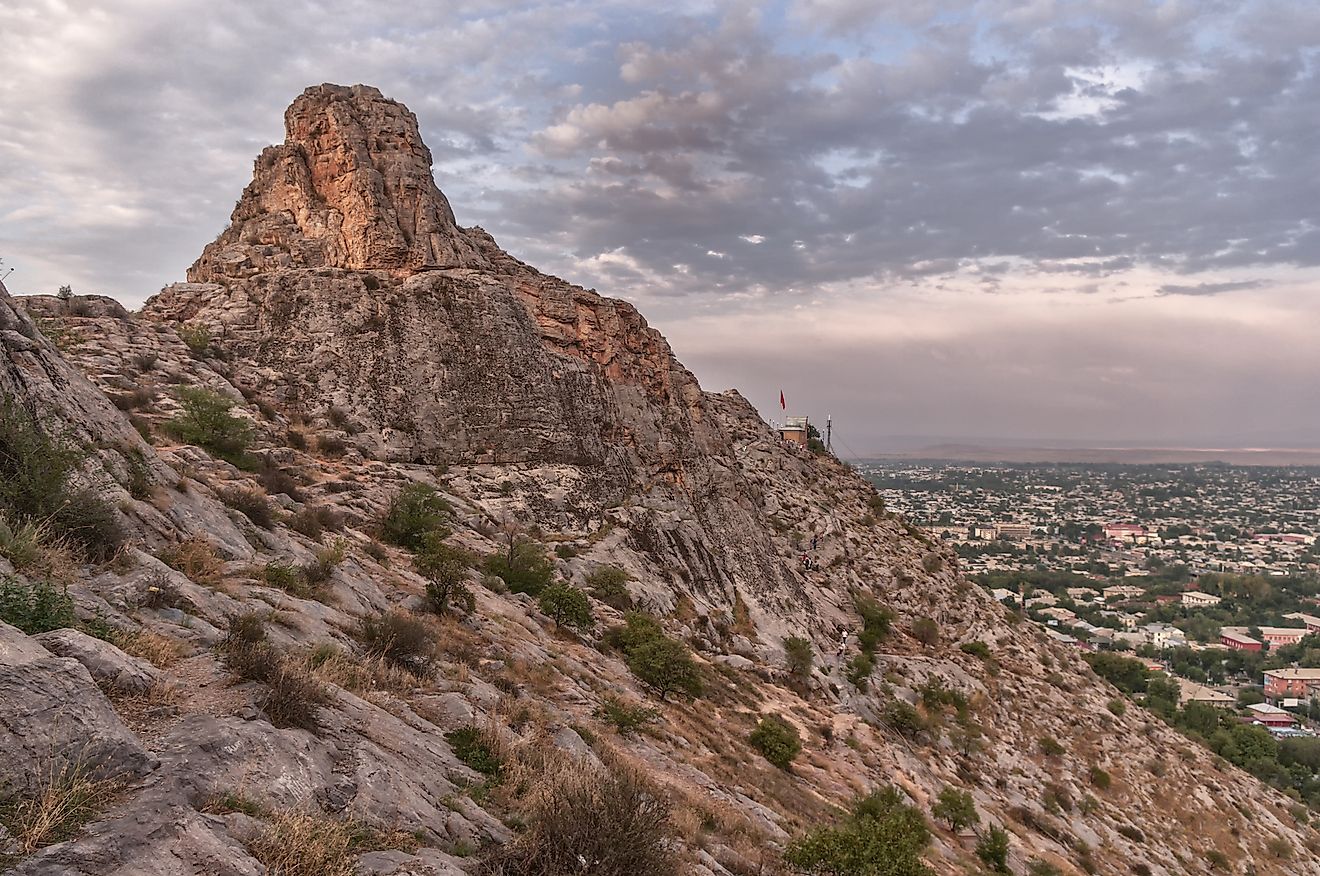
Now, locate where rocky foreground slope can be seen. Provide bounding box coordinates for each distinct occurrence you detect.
[2,84,1317,875]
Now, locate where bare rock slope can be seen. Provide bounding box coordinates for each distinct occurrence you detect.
[3,84,1317,875]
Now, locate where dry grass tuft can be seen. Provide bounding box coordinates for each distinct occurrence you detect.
[480,749,677,876]
[245,808,418,876]
[0,761,122,855]
[301,644,417,695]
[157,535,224,589]
[115,628,189,667]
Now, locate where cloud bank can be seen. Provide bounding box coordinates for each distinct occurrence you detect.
[2,0,1318,447]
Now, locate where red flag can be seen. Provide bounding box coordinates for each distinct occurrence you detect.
[779,390,786,410]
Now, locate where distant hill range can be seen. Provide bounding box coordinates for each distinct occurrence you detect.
[865,443,1320,466]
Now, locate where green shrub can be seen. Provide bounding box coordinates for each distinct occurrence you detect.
[883,700,926,740]
[749,715,802,769]
[167,387,252,465]
[959,641,991,660]
[380,483,450,550]
[0,398,124,561]
[0,576,77,634]
[1088,766,1112,790]
[1038,736,1065,757]
[920,552,944,573]
[975,825,1010,872]
[585,565,632,610]
[301,540,345,588]
[911,617,940,648]
[412,531,473,614]
[846,652,875,687]
[625,634,703,701]
[263,561,306,595]
[594,695,660,737]
[0,515,46,570]
[1206,850,1229,870]
[445,726,502,778]
[484,537,555,596]
[784,635,814,679]
[785,786,931,876]
[357,610,435,675]
[538,582,593,628]
[931,786,977,830]
[177,322,212,355]
[1027,861,1063,876]
[854,595,892,654]
[1106,698,1127,717]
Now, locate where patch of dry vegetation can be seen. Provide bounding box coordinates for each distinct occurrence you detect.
[0,761,122,856]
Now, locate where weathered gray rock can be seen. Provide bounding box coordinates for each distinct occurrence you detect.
[0,621,154,798]
[34,628,161,694]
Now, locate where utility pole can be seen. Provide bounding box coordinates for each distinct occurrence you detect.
[826,414,832,452]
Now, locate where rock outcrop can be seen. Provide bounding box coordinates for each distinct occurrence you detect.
[4,86,1319,875]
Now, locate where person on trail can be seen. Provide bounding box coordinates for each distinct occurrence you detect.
[837,630,849,657]
[811,533,819,551]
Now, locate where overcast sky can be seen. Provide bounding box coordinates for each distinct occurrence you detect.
[3,0,1320,450]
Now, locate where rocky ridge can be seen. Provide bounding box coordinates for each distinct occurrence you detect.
[1,84,1317,875]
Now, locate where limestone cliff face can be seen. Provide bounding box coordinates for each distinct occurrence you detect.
[147,83,793,628]
[189,84,486,278]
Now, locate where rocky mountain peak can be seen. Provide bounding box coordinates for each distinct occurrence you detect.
[188,83,486,282]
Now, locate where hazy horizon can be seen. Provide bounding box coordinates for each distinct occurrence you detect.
[3,1,1319,449]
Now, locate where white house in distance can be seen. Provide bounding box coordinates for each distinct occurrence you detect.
[1181,591,1222,608]
[1104,584,1146,601]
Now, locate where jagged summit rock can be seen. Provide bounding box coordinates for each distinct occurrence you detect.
[189,83,487,281]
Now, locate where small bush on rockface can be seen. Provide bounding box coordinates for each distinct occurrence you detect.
[604,613,702,700]
[0,760,122,855]
[0,576,77,635]
[538,582,593,629]
[261,665,332,731]
[749,714,802,769]
[1106,698,1127,717]
[158,534,224,588]
[445,726,503,778]
[854,594,892,654]
[594,695,661,737]
[931,786,978,831]
[245,808,414,876]
[960,640,992,660]
[1039,736,1066,757]
[1206,850,1230,870]
[1266,837,1293,859]
[258,464,303,501]
[0,398,124,561]
[585,565,632,610]
[784,635,814,679]
[846,652,874,687]
[911,617,940,648]
[177,322,212,356]
[413,531,474,614]
[1028,861,1063,876]
[167,386,252,465]
[1089,766,1112,791]
[485,537,555,596]
[289,503,344,540]
[301,540,346,589]
[220,485,273,529]
[920,552,944,573]
[263,561,306,595]
[882,700,927,740]
[380,483,450,551]
[976,825,1011,872]
[785,786,930,876]
[480,755,677,876]
[357,610,436,675]
[0,514,51,572]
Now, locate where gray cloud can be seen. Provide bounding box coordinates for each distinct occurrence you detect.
[1,0,1318,445]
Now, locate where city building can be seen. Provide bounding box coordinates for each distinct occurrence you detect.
[1263,668,1320,701]
[1178,679,1235,709]
[995,523,1033,540]
[1259,627,1309,647]
[1284,612,1320,634]
[1103,584,1146,601]
[778,416,810,446]
[1221,629,1263,652]
[1180,591,1221,608]
[1245,702,1295,728]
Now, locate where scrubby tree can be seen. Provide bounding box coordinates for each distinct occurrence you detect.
[539,582,593,628]
[485,535,555,595]
[749,715,802,769]
[975,825,1010,872]
[381,483,450,550]
[167,386,253,465]
[586,564,632,610]
[413,531,474,614]
[786,786,931,876]
[931,787,977,831]
[911,617,940,648]
[784,635,814,679]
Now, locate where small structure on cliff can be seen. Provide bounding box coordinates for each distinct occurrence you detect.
[778,416,810,446]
